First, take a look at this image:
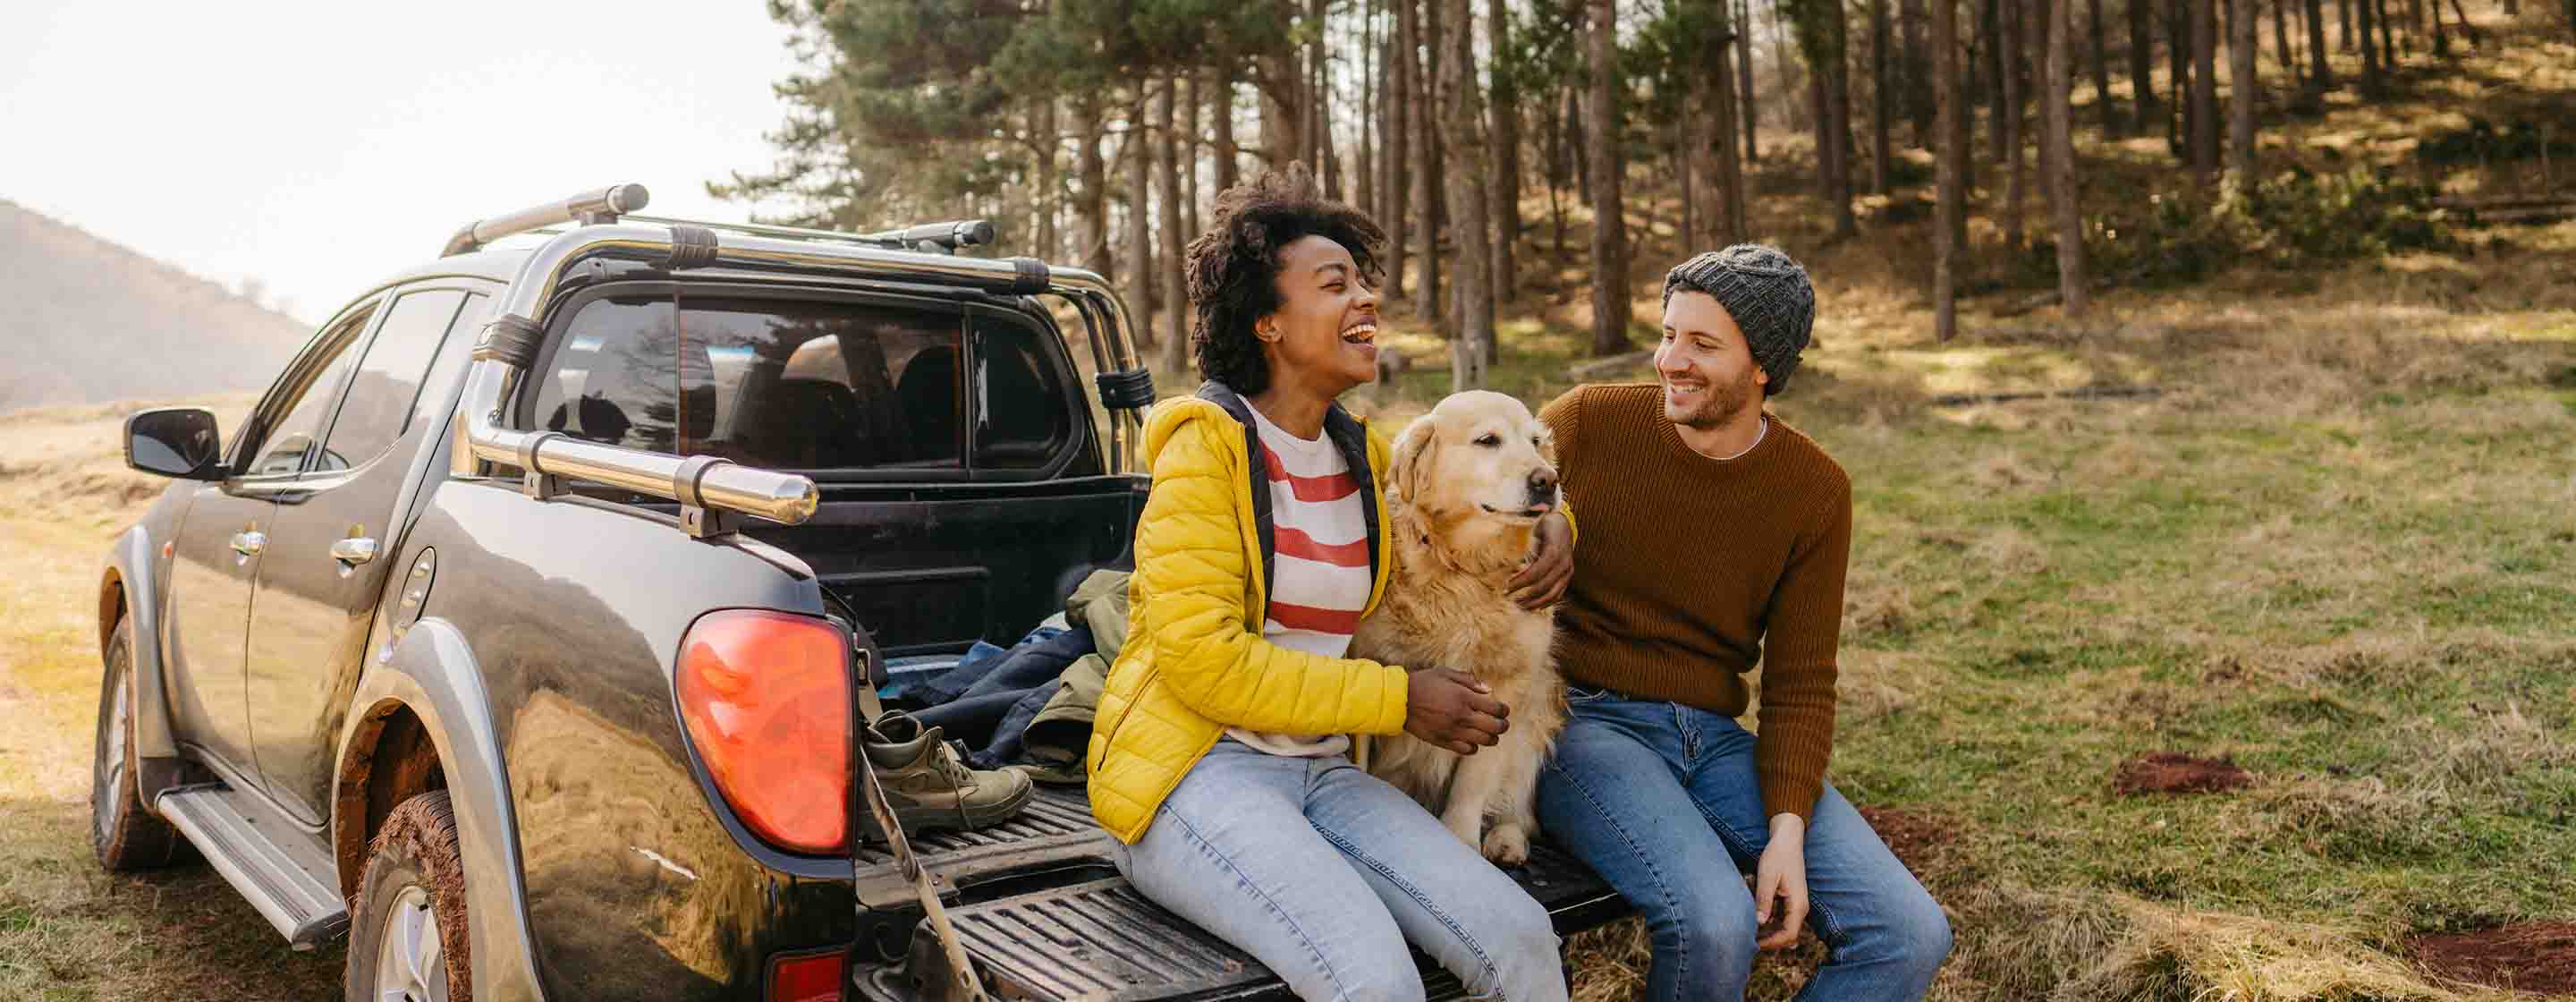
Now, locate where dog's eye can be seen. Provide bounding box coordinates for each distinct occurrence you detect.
[1473,433,1501,447]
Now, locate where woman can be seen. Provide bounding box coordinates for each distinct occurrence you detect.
[1086,168,1568,1002]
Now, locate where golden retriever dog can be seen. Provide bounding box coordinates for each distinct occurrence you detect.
[1352,391,1566,866]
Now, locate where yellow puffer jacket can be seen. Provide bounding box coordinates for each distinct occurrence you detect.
[1087,395,1406,844]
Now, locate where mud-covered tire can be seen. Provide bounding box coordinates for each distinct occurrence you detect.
[345,790,473,1002]
[91,615,191,870]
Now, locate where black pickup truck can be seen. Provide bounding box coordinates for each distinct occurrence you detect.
[91,184,1625,1001]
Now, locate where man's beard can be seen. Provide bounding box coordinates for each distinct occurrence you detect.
[1665,368,1758,430]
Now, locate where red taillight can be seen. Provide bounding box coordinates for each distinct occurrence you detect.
[767,948,845,1002]
[677,609,851,853]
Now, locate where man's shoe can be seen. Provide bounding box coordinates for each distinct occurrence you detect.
[858,712,1034,841]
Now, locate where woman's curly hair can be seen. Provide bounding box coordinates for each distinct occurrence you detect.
[1183,165,1387,396]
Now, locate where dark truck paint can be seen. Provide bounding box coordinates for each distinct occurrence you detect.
[95,197,1626,1001]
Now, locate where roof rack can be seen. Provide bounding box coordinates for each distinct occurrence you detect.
[439,183,997,258]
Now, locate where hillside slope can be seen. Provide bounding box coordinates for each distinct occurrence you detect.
[0,200,309,410]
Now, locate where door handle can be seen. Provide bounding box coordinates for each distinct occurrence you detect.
[230,531,266,556]
[329,537,379,565]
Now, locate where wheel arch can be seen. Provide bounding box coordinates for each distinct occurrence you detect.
[335,617,547,1002]
[100,527,179,766]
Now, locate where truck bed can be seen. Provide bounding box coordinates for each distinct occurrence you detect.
[851,786,1631,1000]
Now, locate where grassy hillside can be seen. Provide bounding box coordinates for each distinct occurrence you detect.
[0,200,309,411]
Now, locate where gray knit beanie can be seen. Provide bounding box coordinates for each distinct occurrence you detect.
[1661,244,1815,395]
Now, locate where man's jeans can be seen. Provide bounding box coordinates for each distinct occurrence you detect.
[1108,739,1568,1002]
[1535,686,1951,1001]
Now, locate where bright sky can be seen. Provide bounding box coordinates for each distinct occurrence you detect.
[1,1,808,325]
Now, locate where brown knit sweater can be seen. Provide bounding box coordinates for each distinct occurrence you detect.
[1541,384,1852,821]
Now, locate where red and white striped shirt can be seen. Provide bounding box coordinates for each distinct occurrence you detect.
[1227,405,1374,758]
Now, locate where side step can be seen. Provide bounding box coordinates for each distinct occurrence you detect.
[156,784,349,948]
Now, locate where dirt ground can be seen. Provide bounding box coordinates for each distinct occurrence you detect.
[2411,924,2576,997]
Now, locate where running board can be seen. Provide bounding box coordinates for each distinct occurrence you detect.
[156,784,349,948]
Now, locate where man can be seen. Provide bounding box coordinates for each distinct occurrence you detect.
[1506,245,1951,1000]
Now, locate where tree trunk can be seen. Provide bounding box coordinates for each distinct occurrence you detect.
[1413,0,1445,325]
[1870,0,1895,192]
[1587,0,1631,356]
[2193,0,2221,178]
[2230,0,2259,180]
[2131,0,2162,129]
[1183,74,1202,242]
[1126,95,1157,334]
[1442,0,1493,388]
[1983,0,2009,162]
[1036,100,1060,261]
[1157,78,1190,376]
[2001,0,2025,249]
[2337,0,2352,50]
[1310,0,1338,196]
[2170,0,2193,156]
[2273,0,2299,73]
[1935,0,1964,340]
[1568,84,1591,200]
[1488,0,1521,316]
[1358,0,1377,225]
[2089,0,2117,132]
[1215,65,1240,191]
[1830,13,1861,238]
[2046,0,2088,314]
[1258,55,1304,172]
[1713,0,1750,243]
[2304,0,2334,97]
[1078,95,1112,283]
[2373,0,2394,71]
[2354,0,2381,94]
[1741,0,1764,158]
[1386,4,1413,298]
[1902,0,1934,146]
[1546,88,1569,259]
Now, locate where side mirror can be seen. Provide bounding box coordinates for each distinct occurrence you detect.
[124,408,223,480]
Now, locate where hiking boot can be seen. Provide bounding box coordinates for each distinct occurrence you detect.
[858,712,1033,840]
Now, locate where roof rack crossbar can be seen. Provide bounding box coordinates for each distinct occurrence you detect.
[442,183,650,258]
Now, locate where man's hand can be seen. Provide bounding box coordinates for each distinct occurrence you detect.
[1507,509,1574,610]
[1753,812,1809,949]
[1404,669,1510,755]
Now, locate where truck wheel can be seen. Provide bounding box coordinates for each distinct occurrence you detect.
[345,790,473,1002]
[91,615,190,870]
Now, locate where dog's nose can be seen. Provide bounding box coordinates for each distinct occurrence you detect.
[1527,468,1558,499]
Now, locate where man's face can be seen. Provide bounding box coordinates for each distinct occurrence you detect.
[1655,291,1767,429]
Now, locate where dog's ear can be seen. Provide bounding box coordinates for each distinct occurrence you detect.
[1388,417,1440,505]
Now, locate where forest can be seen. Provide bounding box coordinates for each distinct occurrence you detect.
[718,0,2574,384]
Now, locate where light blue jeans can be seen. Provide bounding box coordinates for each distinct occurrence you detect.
[1108,739,1569,1002]
[1535,685,1951,1001]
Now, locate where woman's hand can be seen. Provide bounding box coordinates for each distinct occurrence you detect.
[1404,669,1510,755]
[1753,812,1809,949]
[1508,509,1574,610]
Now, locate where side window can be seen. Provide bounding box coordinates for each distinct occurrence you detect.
[972,312,1075,469]
[242,302,377,478]
[312,289,468,472]
[528,292,968,472]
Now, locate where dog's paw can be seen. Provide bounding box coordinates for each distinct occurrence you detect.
[1481,823,1530,866]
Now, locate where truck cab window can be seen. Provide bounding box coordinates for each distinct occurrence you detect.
[973,311,1074,469]
[313,289,468,472]
[242,301,377,478]
[530,293,968,472]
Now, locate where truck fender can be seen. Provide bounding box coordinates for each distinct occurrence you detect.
[102,526,179,768]
[337,618,548,1002]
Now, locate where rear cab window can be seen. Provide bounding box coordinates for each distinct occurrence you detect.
[523,286,1090,485]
